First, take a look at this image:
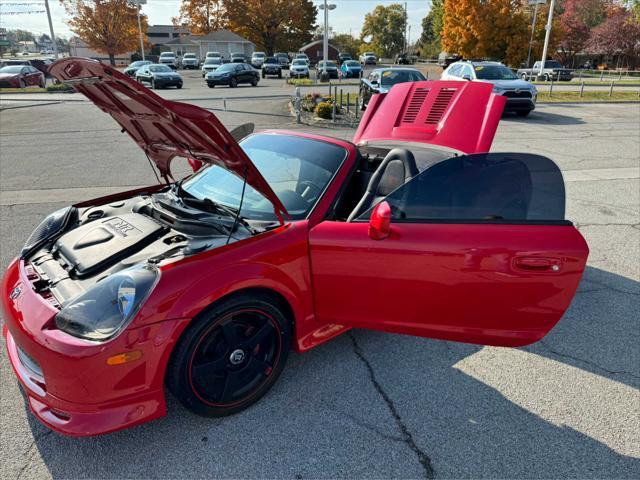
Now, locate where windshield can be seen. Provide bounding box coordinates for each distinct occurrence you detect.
[292,60,307,66]
[253,53,265,58]
[216,63,236,72]
[204,58,221,65]
[474,65,517,80]
[296,54,307,58]
[380,69,425,86]
[130,61,149,67]
[0,66,23,73]
[544,61,562,68]
[206,52,220,57]
[182,134,347,221]
[318,61,337,68]
[149,65,173,72]
[183,54,196,58]
[265,57,278,64]
[160,53,175,57]
[345,60,360,67]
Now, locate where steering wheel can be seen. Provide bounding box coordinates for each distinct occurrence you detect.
[296,181,323,201]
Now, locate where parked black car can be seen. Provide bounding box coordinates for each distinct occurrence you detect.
[206,62,259,87]
[135,64,183,89]
[123,60,151,77]
[231,53,247,63]
[274,52,290,69]
[316,60,339,79]
[261,57,282,78]
[337,53,352,65]
[359,67,426,110]
[394,53,413,65]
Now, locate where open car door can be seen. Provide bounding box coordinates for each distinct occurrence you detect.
[308,153,589,347]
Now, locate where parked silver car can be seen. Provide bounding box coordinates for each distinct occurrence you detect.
[181,53,199,70]
[201,57,222,77]
[442,60,537,117]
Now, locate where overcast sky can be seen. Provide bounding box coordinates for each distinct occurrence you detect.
[0,0,429,43]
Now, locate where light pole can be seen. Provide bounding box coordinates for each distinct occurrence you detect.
[526,0,546,69]
[318,0,336,81]
[537,0,555,80]
[43,0,59,58]
[135,0,146,61]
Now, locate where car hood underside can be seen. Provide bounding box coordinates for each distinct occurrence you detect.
[48,57,288,222]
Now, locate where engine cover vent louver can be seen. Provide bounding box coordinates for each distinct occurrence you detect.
[425,88,457,125]
[401,87,430,124]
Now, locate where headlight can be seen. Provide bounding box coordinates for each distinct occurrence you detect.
[21,206,75,258]
[55,264,159,342]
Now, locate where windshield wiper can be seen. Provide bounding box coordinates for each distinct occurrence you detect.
[181,196,257,235]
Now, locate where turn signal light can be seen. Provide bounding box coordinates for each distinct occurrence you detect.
[106,350,143,366]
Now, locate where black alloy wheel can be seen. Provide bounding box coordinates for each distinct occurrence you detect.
[167,293,291,417]
[230,77,238,88]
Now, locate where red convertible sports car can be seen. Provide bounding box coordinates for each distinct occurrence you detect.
[2,58,589,436]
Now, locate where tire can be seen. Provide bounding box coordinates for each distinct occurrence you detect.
[521,73,528,81]
[230,77,238,88]
[517,110,532,117]
[19,78,26,89]
[543,73,550,82]
[251,78,258,87]
[151,79,156,89]
[39,78,46,88]
[359,90,367,111]
[177,83,182,89]
[208,84,215,88]
[166,292,292,417]
[261,72,265,78]
[278,72,282,79]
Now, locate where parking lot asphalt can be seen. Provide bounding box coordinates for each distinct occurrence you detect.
[0,81,639,479]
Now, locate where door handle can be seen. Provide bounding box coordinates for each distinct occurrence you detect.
[514,257,562,272]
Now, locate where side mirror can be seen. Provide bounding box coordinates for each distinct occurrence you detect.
[368,201,391,240]
[187,157,203,172]
[462,74,472,81]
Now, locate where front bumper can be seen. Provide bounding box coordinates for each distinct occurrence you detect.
[503,97,536,112]
[155,78,183,87]
[206,76,233,85]
[290,70,309,77]
[342,70,361,78]
[1,258,189,436]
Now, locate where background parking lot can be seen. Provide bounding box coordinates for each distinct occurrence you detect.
[0,84,639,478]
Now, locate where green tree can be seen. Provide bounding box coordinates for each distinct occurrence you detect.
[418,0,443,57]
[360,3,406,58]
[331,33,362,57]
[225,0,316,54]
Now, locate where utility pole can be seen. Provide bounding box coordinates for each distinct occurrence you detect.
[135,0,145,60]
[43,0,59,58]
[318,0,336,81]
[537,0,555,80]
[526,0,545,69]
[403,2,408,54]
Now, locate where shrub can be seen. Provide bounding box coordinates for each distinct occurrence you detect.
[46,83,74,92]
[315,101,333,119]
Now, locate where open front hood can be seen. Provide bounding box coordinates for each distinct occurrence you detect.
[353,80,506,154]
[49,57,288,222]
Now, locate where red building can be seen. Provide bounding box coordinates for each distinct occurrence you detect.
[299,40,339,64]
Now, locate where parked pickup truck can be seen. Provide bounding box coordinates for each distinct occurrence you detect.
[517,60,572,81]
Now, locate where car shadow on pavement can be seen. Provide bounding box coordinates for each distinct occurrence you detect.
[21,266,639,478]
[502,109,587,125]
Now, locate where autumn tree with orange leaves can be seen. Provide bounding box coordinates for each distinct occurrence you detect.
[61,0,148,65]
[442,0,561,66]
[173,0,227,35]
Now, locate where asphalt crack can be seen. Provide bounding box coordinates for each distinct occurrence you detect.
[348,332,435,479]
[538,340,640,380]
[15,429,52,480]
